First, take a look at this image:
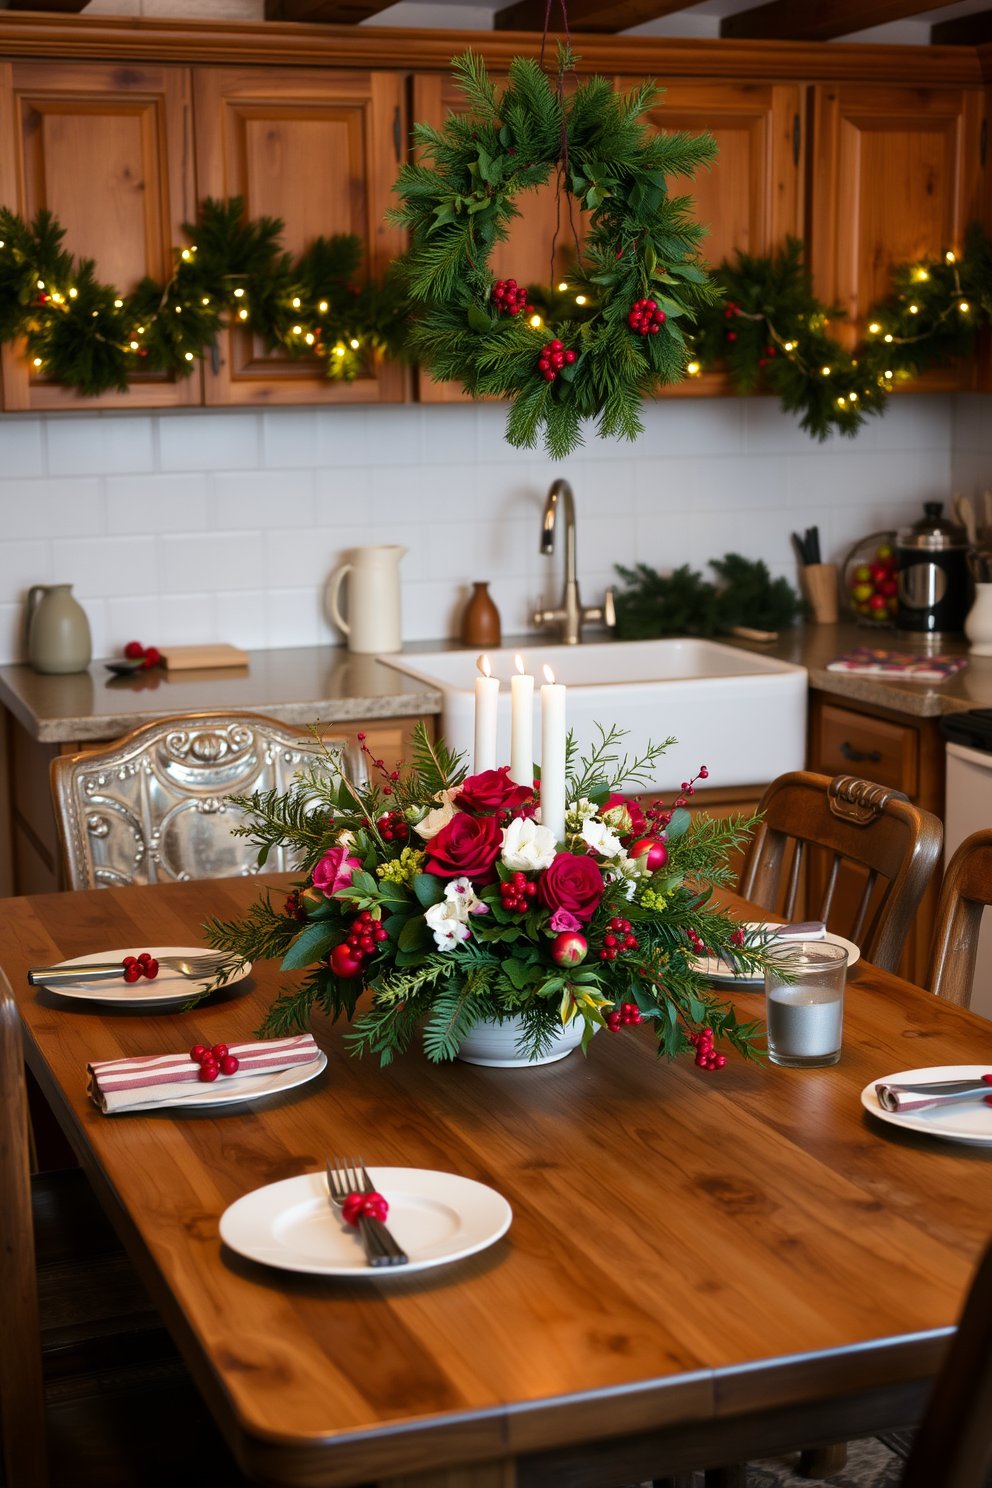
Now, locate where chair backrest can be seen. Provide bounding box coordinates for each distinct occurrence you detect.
[901,1234,992,1488]
[925,829,992,1007]
[51,712,359,891]
[0,968,49,1488]
[738,771,943,973]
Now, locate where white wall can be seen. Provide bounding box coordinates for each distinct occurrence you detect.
[0,394,968,665]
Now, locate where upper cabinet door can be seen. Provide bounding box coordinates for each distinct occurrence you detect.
[616,77,803,397]
[411,72,588,405]
[193,67,406,406]
[809,82,985,370]
[618,78,804,266]
[0,60,199,412]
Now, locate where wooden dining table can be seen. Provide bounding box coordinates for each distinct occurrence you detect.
[6,874,992,1488]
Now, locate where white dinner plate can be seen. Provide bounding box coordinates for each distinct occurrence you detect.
[138,1053,327,1112]
[38,946,252,1010]
[692,926,860,986]
[219,1167,512,1277]
[861,1065,992,1147]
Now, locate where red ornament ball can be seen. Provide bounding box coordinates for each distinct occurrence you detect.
[551,931,588,967]
[630,837,668,872]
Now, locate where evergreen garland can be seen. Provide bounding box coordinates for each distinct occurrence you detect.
[0,196,409,396]
[690,228,992,440]
[614,553,807,641]
[390,46,721,459]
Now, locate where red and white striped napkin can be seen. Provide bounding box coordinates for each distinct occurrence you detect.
[87,1034,321,1114]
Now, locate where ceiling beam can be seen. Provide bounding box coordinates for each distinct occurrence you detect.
[721,0,968,42]
[265,0,400,21]
[493,0,702,35]
[931,8,992,43]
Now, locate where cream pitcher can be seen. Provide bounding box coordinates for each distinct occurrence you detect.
[25,584,92,674]
[326,545,406,654]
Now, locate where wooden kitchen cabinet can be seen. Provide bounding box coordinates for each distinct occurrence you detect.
[619,77,805,399]
[193,65,407,406]
[808,80,986,377]
[0,59,200,411]
[807,689,946,986]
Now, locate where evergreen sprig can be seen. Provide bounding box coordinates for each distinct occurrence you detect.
[614,553,806,641]
[391,46,721,457]
[0,197,409,395]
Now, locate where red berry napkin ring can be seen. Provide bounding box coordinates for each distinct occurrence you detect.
[122,953,159,983]
[341,1192,389,1226]
[189,1043,241,1082]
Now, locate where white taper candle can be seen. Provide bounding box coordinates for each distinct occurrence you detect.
[474,654,499,774]
[540,664,566,844]
[509,653,535,788]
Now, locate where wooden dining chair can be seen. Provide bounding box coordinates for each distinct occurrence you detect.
[51,710,360,890]
[737,771,943,973]
[1,967,256,1487]
[925,829,992,1007]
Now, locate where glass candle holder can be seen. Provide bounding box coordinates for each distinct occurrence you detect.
[764,940,848,1068]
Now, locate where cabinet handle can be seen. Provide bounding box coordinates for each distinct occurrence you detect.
[792,112,801,168]
[840,741,881,764]
[393,105,402,163]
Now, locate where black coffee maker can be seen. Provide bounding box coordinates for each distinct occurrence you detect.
[896,502,970,639]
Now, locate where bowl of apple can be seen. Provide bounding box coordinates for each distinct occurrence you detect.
[843,531,898,626]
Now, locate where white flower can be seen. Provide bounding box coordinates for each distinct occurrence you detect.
[581,818,624,858]
[565,797,599,830]
[424,898,473,951]
[414,787,460,841]
[444,876,488,918]
[501,816,558,872]
[337,828,356,849]
[604,853,643,899]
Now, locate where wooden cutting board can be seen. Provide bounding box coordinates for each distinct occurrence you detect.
[158,644,250,671]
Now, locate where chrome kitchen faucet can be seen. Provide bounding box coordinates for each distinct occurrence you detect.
[533,478,616,646]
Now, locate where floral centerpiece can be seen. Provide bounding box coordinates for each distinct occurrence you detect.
[204,724,772,1067]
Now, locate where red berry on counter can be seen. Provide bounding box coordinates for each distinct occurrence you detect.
[124,641,144,660]
[219,1054,240,1076]
[142,646,161,669]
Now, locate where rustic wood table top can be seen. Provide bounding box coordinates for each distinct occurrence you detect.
[5,877,992,1488]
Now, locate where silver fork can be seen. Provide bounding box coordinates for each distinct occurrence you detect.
[28,953,236,986]
[325,1157,408,1267]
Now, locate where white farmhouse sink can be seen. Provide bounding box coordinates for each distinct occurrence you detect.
[382,638,807,793]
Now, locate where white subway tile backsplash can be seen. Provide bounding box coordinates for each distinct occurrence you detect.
[0,419,45,478]
[0,393,985,664]
[47,415,155,476]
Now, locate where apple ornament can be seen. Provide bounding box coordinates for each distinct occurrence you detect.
[551,931,588,967]
[630,837,668,872]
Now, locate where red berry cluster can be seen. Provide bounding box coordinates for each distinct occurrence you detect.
[377,810,409,844]
[758,345,777,369]
[644,764,710,829]
[124,640,161,669]
[356,733,401,798]
[284,889,308,922]
[189,1042,240,1082]
[606,1001,644,1031]
[122,952,158,983]
[686,927,709,957]
[689,1026,726,1071]
[598,916,638,962]
[537,340,576,382]
[500,871,538,913]
[627,298,666,336]
[491,278,532,317]
[346,911,388,959]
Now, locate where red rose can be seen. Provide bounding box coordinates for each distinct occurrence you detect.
[604,793,646,839]
[457,766,533,817]
[424,811,503,881]
[537,852,604,924]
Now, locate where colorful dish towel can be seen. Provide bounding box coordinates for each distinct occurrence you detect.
[826,648,968,682]
[87,1034,321,1114]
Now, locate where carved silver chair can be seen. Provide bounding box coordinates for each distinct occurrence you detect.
[51,712,360,890]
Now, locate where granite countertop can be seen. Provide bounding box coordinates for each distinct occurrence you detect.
[0,646,443,744]
[2,625,988,745]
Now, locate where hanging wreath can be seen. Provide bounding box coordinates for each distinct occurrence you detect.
[0,197,409,396]
[391,47,721,459]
